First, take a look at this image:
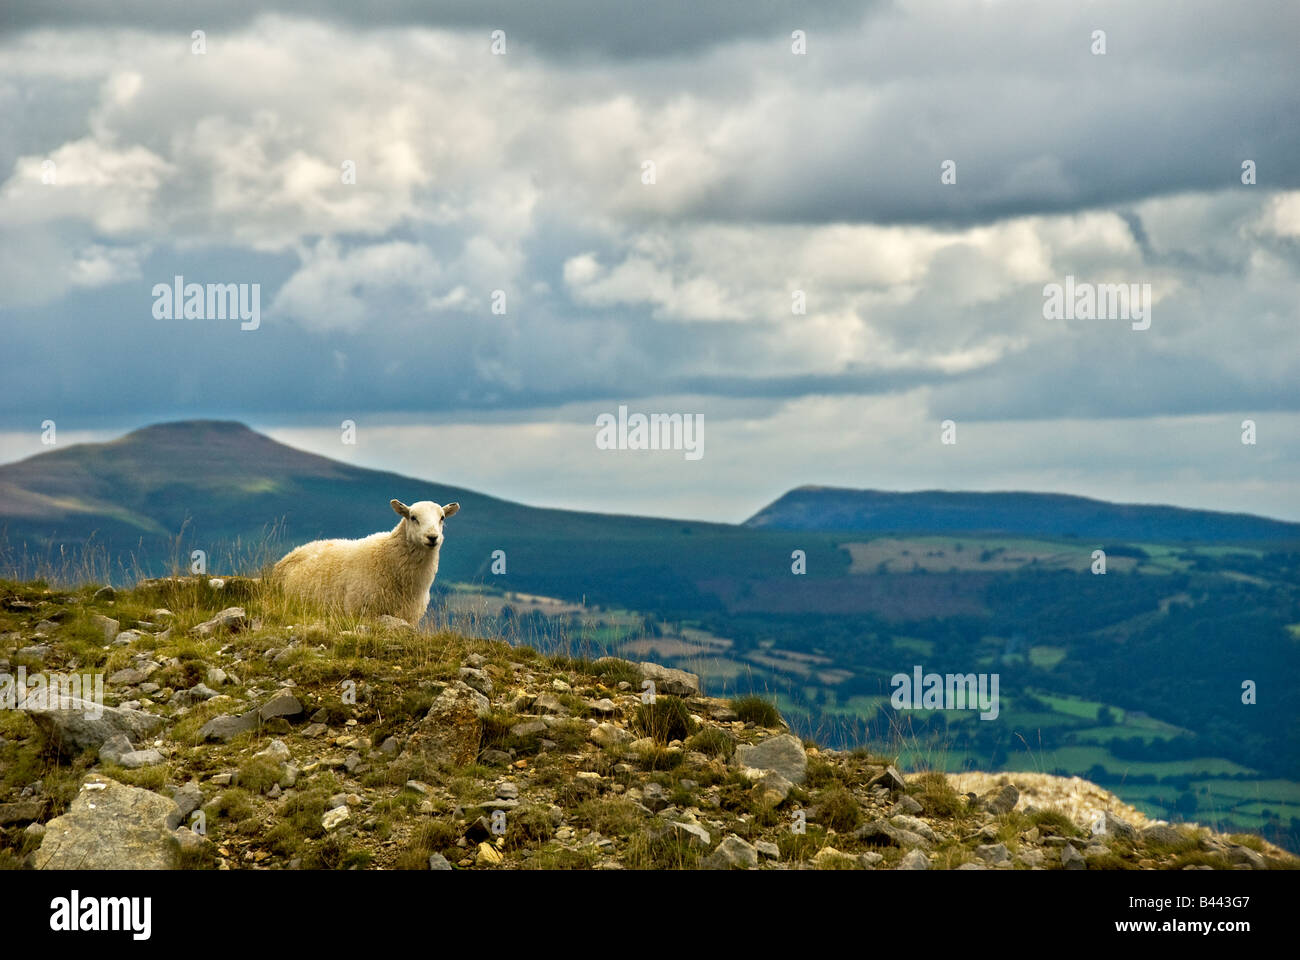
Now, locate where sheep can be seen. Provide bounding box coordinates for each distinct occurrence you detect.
[271,498,460,625]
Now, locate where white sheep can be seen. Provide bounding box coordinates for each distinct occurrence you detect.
[272,499,460,625]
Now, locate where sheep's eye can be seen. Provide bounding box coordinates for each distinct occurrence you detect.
[409,514,417,523]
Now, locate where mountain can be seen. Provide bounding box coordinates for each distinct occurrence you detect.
[0,420,804,609]
[745,485,1300,543]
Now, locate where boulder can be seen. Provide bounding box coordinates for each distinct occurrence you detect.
[35,776,180,869]
[733,734,807,785]
[21,692,163,756]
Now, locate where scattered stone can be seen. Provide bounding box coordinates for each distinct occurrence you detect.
[978,783,1020,815]
[93,586,116,602]
[734,733,807,785]
[975,842,1011,864]
[191,607,249,637]
[429,853,453,870]
[705,834,759,869]
[637,661,701,697]
[868,765,906,794]
[590,722,632,748]
[1061,844,1087,870]
[0,800,45,825]
[1141,823,1185,847]
[36,776,180,869]
[897,849,931,870]
[20,691,164,756]
[118,749,164,769]
[756,840,781,860]
[1091,810,1137,841]
[891,795,924,816]
[322,807,350,831]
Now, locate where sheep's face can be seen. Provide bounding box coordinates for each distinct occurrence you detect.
[391,499,460,549]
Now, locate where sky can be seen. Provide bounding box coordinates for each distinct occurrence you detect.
[1,0,1297,523]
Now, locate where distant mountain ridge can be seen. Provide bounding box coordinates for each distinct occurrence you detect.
[744,485,1300,543]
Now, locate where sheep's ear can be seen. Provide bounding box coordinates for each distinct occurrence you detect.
[390,499,411,519]
[442,502,460,519]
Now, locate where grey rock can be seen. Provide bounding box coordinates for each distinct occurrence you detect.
[890,795,924,816]
[1225,844,1266,870]
[1061,844,1087,870]
[21,691,163,756]
[93,586,116,602]
[975,842,1011,864]
[258,690,304,722]
[664,820,711,847]
[457,667,493,696]
[705,834,759,869]
[897,849,931,870]
[191,607,249,637]
[197,713,257,742]
[753,770,794,805]
[36,776,180,869]
[1091,810,1137,841]
[891,814,939,843]
[0,801,45,825]
[428,853,454,870]
[756,840,781,860]
[868,765,906,794]
[978,784,1020,815]
[637,661,701,697]
[1140,823,1186,847]
[590,722,632,748]
[98,733,134,765]
[531,693,568,716]
[118,749,164,769]
[168,784,203,829]
[733,734,807,785]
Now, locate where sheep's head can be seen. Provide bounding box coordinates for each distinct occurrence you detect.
[391,498,460,549]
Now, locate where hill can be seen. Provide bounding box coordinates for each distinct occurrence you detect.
[746,486,1300,543]
[2,576,1292,871]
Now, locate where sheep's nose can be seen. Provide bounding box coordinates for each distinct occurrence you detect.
[427,535,441,546]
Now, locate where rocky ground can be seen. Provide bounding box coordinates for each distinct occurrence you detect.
[1,576,1295,871]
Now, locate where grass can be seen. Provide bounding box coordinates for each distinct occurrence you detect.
[730,695,782,727]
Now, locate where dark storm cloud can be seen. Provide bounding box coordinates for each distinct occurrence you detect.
[0,0,876,59]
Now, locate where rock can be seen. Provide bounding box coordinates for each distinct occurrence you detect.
[978,784,1020,815]
[753,770,794,805]
[665,820,711,847]
[705,834,758,869]
[458,667,493,696]
[186,683,219,702]
[205,667,228,687]
[531,693,568,716]
[510,720,547,738]
[112,629,146,647]
[590,722,633,748]
[476,841,503,866]
[1061,844,1086,870]
[587,698,617,716]
[756,840,781,860]
[897,849,931,870]
[376,615,412,631]
[118,749,164,769]
[868,765,906,794]
[191,607,249,637]
[171,826,211,857]
[956,861,989,870]
[322,807,350,831]
[1226,844,1266,870]
[858,851,884,868]
[891,814,939,843]
[98,733,134,765]
[428,853,454,870]
[733,733,807,785]
[93,586,116,602]
[408,682,483,768]
[168,784,203,829]
[976,842,1011,864]
[198,713,257,743]
[106,668,147,687]
[812,846,858,869]
[36,776,180,869]
[891,795,924,816]
[19,644,51,661]
[1091,811,1137,841]
[637,661,701,697]
[1141,824,1185,847]
[255,739,291,764]
[1019,848,1046,868]
[258,690,304,722]
[0,800,45,825]
[302,723,328,738]
[20,691,164,756]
